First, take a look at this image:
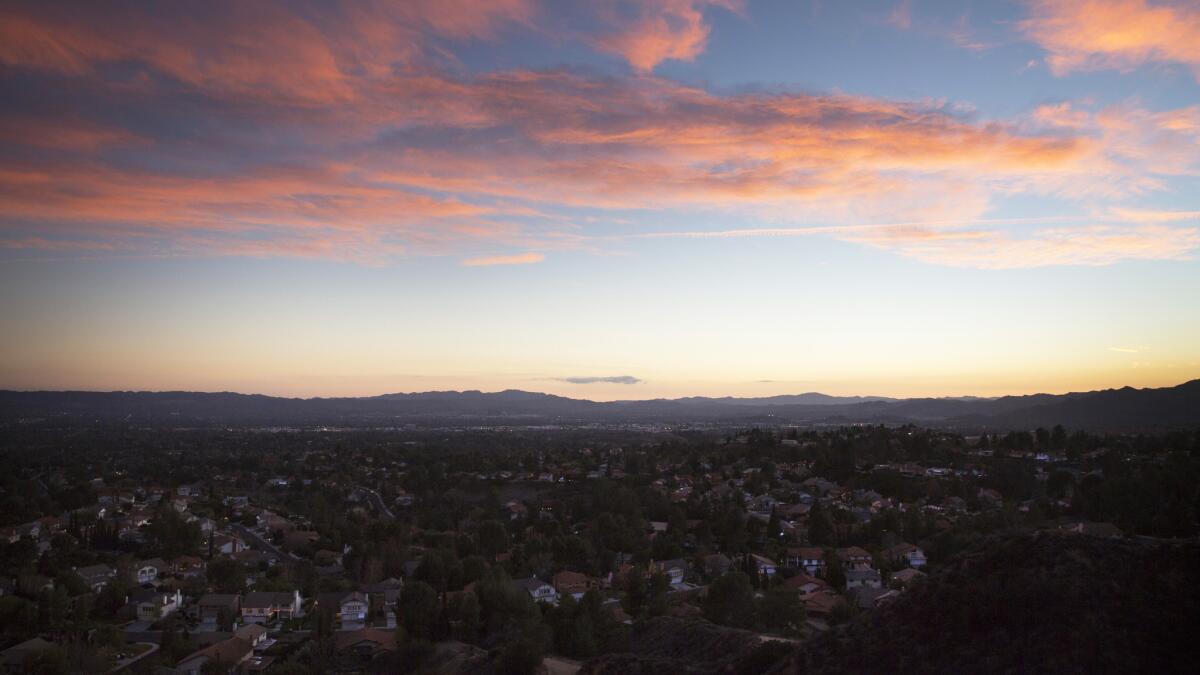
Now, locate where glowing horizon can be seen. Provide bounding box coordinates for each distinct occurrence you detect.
[2,1,1198,398]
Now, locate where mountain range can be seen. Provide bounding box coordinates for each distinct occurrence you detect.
[1,379,1197,431]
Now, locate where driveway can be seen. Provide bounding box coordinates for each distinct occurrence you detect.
[106,642,158,673]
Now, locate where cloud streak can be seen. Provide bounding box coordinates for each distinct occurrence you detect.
[557,375,643,385]
[460,252,545,266]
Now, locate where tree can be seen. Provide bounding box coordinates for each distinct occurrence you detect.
[622,570,647,618]
[400,581,439,641]
[757,589,805,636]
[808,502,834,546]
[824,552,847,591]
[207,558,244,594]
[454,591,481,642]
[702,572,756,629]
[495,639,542,675]
[477,520,508,560]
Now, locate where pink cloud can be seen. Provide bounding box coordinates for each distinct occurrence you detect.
[864,224,1200,269]
[594,0,742,72]
[1020,0,1200,80]
[460,251,545,266]
[0,1,1194,270]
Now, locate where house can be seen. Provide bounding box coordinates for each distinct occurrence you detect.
[197,594,241,628]
[134,557,168,585]
[75,564,115,592]
[782,573,832,597]
[315,591,369,628]
[785,547,826,575]
[836,546,873,570]
[885,543,927,569]
[176,637,253,675]
[777,503,811,521]
[241,590,303,624]
[891,568,926,588]
[800,590,845,618]
[504,501,528,521]
[363,577,404,607]
[848,586,888,609]
[171,555,206,578]
[137,589,183,622]
[978,488,1003,509]
[1,638,57,673]
[703,553,732,578]
[552,571,598,599]
[234,623,269,649]
[335,628,398,671]
[283,530,320,552]
[210,533,247,555]
[653,559,689,585]
[513,578,559,605]
[749,554,778,577]
[845,568,882,590]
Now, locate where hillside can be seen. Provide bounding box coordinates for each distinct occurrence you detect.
[0,380,1197,430]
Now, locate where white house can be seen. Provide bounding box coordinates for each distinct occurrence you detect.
[134,558,167,585]
[785,547,826,575]
[513,578,559,605]
[655,559,689,586]
[137,589,183,622]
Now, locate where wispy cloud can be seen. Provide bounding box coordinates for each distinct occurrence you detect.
[557,375,643,385]
[887,1,912,30]
[460,252,545,267]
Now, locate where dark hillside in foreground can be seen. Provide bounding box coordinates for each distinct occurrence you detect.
[797,531,1200,674]
[0,379,1197,430]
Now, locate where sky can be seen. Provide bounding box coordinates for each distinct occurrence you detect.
[1,0,1199,400]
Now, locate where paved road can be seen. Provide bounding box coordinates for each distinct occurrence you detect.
[543,656,582,675]
[231,523,298,561]
[354,485,395,519]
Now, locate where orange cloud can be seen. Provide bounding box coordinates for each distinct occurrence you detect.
[0,0,536,104]
[1021,0,1200,80]
[0,2,1194,270]
[460,252,545,266]
[594,0,741,71]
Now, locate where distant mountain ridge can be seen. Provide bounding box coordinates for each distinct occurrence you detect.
[0,380,1197,431]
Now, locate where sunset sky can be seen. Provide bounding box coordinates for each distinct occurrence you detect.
[1,0,1198,399]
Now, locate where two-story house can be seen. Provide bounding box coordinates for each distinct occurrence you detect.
[75,564,116,593]
[836,546,873,571]
[315,591,369,628]
[886,543,927,569]
[785,547,827,575]
[241,590,303,625]
[513,578,559,605]
[137,589,183,622]
[197,593,241,628]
